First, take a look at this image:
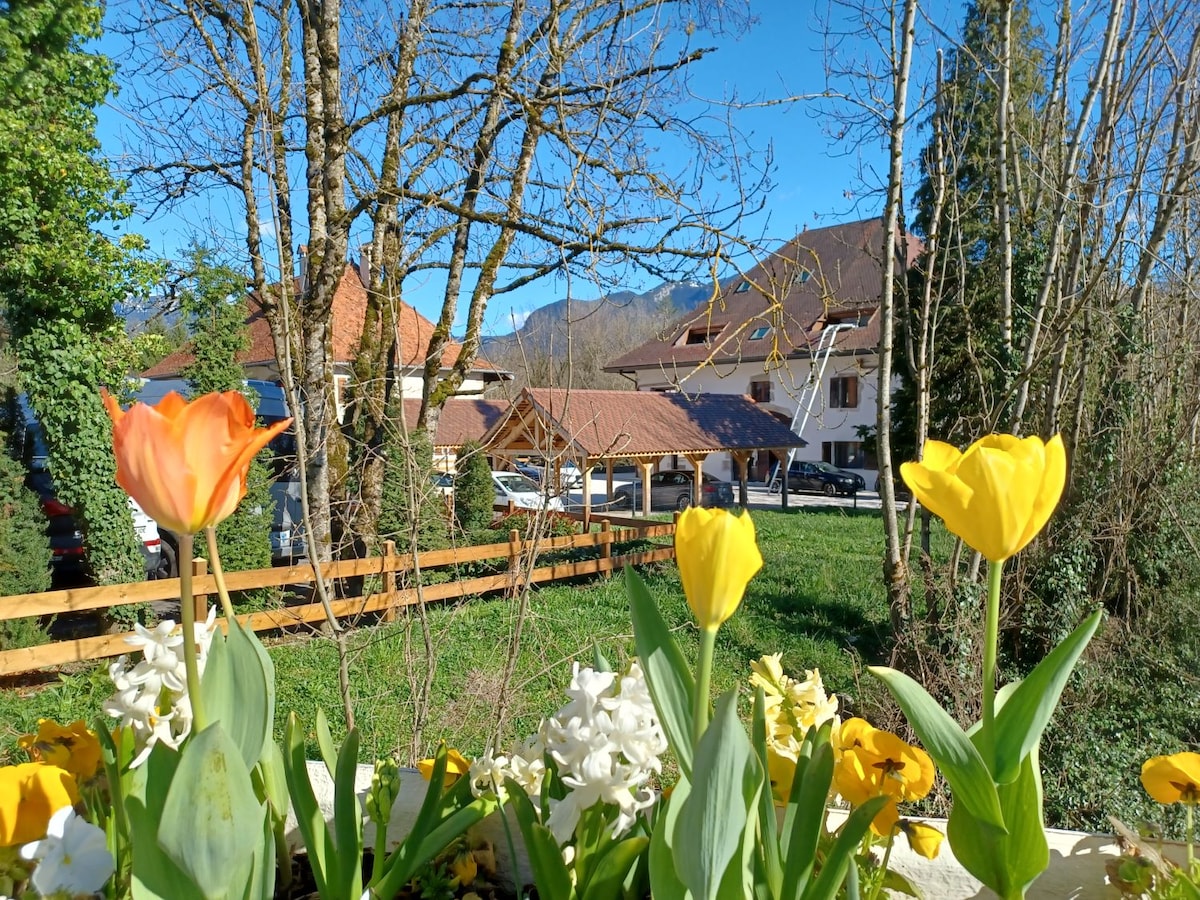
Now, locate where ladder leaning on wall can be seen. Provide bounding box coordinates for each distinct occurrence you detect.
[767,324,855,494]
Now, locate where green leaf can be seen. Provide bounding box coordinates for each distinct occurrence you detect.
[508,784,575,900]
[593,642,613,673]
[781,738,835,898]
[992,609,1102,783]
[282,713,338,896]
[315,708,339,779]
[157,722,265,900]
[752,689,782,897]
[868,666,1005,831]
[801,796,888,900]
[253,740,290,826]
[947,748,1048,898]
[333,728,364,899]
[580,837,650,900]
[200,619,272,772]
[881,868,924,898]
[673,690,760,900]
[649,776,692,900]
[127,744,206,900]
[627,565,695,778]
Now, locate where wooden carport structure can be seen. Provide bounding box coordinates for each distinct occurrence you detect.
[480,388,808,517]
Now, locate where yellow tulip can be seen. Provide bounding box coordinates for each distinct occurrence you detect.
[102,389,292,535]
[674,507,762,630]
[18,719,101,782]
[417,748,472,787]
[901,820,945,859]
[900,434,1067,562]
[0,762,80,847]
[1141,752,1200,805]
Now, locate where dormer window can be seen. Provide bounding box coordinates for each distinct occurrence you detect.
[799,271,811,283]
[748,325,770,341]
[825,309,873,330]
[734,280,751,293]
[682,325,722,346]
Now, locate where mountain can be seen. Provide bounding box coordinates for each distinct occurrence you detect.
[481,280,721,355]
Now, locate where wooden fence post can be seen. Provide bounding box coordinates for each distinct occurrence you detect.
[192,557,208,624]
[600,519,612,573]
[381,540,397,624]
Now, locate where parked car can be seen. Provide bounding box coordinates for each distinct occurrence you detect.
[785,461,865,497]
[611,469,735,512]
[12,397,167,584]
[429,471,455,497]
[514,457,584,491]
[874,474,913,502]
[492,471,565,511]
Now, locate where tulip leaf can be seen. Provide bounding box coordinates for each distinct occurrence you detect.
[868,665,1006,831]
[947,747,1048,898]
[673,690,760,900]
[579,835,649,900]
[283,713,338,896]
[127,743,207,900]
[332,727,364,900]
[781,734,835,898]
[802,795,889,900]
[627,565,695,778]
[507,782,574,900]
[201,619,272,772]
[992,609,1102,784]
[751,689,782,896]
[649,774,693,900]
[157,722,265,899]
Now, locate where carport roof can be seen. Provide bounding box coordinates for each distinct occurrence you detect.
[481,387,807,460]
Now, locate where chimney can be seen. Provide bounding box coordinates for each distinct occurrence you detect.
[358,243,371,287]
[298,244,309,292]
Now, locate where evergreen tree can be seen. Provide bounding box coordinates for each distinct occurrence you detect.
[453,441,495,535]
[378,422,449,554]
[179,248,275,606]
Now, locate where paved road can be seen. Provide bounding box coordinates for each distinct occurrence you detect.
[560,481,882,513]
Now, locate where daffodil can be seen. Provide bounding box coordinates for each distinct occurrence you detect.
[674,507,762,630]
[17,720,101,783]
[1141,752,1200,805]
[417,748,472,787]
[102,389,292,535]
[900,434,1067,562]
[900,820,945,859]
[0,763,79,847]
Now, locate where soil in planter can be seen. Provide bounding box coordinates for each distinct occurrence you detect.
[278,850,523,900]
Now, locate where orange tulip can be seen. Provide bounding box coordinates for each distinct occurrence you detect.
[102,389,292,535]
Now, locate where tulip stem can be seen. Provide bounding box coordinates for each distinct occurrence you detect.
[693,626,717,745]
[982,560,1003,762]
[204,525,237,622]
[177,532,207,732]
[1187,802,1195,868]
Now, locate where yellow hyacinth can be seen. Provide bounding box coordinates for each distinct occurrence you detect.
[18,719,101,783]
[1141,752,1200,805]
[900,434,1067,562]
[674,507,762,630]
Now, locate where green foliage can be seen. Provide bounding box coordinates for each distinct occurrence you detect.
[453,441,494,533]
[0,432,51,647]
[180,248,276,608]
[378,425,449,554]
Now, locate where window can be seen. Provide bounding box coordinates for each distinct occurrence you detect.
[748,325,770,340]
[333,374,351,421]
[828,309,873,329]
[799,271,811,283]
[829,375,858,409]
[683,326,721,345]
[734,280,751,293]
[749,380,772,403]
[822,441,865,469]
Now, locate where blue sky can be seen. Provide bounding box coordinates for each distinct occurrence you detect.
[98,1,936,332]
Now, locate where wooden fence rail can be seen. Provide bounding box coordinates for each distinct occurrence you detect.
[0,514,676,677]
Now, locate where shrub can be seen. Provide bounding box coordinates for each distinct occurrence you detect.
[379,425,449,554]
[453,441,494,533]
[0,430,52,648]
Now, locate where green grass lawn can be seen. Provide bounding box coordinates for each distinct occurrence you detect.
[0,507,896,766]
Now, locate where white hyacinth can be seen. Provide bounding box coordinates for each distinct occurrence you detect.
[470,660,666,846]
[102,606,217,766]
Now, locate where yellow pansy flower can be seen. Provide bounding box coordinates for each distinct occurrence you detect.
[417,748,472,787]
[832,718,935,836]
[1141,752,1200,805]
[0,763,80,847]
[900,820,945,859]
[18,719,101,782]
[675,507,762,630]
[900,434,1067,562]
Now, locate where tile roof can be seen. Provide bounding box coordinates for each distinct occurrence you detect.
[401,398,511,449]
[604,217,921,373]
[483,388,806,459]
[143,263,500,378]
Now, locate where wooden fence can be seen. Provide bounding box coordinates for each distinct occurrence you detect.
[0,511,675,677]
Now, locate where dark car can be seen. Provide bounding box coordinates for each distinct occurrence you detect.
[611,469,735,511]
[785,461,865,497]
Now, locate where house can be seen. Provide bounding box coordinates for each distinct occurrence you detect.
[603,217,920,483]
[143,253,510,418]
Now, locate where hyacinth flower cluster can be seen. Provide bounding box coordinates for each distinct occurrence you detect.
[470,660,667,846]
[103,607,218,767]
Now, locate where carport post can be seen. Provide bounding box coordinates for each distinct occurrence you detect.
[732,451,750,508]
[686,454,707,507]
[779,450,789,511]
[639,461,654,517]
